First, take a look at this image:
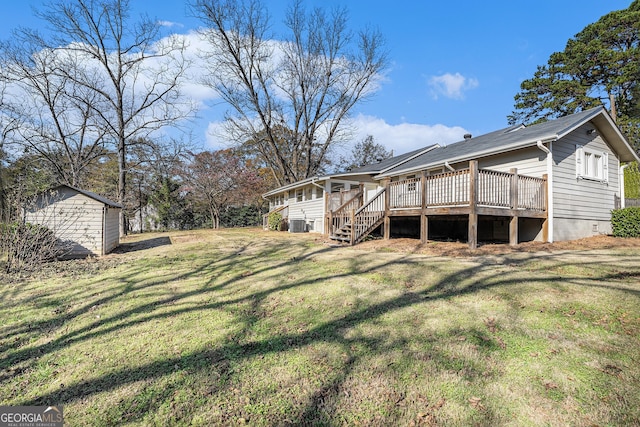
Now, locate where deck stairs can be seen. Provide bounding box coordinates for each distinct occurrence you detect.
[329,188,386,245]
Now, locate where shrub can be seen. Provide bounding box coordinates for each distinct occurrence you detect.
[611,207,640,237]
[221,205,263,228]
[0,221,68,274]
[624,162,640,199]
[267,211,283,231]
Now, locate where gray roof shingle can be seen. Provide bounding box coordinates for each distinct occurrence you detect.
[378,107,633,177]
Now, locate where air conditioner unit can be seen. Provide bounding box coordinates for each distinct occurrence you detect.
[289,219,308,233]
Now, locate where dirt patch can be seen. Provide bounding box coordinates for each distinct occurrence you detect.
[333,235,640,257]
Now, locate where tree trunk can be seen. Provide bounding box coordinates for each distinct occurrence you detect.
[609,93,617,123]
[118,137,126,237]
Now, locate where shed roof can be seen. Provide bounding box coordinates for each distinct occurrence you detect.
[53,185,123,208]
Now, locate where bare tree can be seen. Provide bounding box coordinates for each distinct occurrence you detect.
[34,0,195,235]
[0,35,109,188]
[191,0,387,186]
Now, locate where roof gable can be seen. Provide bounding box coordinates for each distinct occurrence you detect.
[53,185,122,208]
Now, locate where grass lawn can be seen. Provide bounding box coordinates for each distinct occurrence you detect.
[1,228,639,426]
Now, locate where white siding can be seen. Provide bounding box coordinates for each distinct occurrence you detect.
[26,188,103,257]
[103,206,120,254]
[288,198,325,233]
[478,146,548,177]
[25,187,120,257]
[364,183,382,204]
[552,123,619,223]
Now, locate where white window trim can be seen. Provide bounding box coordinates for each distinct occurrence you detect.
[406,174,417,192]
[576,144,608,183]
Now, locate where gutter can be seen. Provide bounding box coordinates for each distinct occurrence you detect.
[375,136,558,179]
[444,161,455,172]
[310,178,325,190]
[536,140,554,242]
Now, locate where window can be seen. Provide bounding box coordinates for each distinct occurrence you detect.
[407,175,416,192]
[576,145,608,182]
[331,183,344,192]
[296,189,303,202]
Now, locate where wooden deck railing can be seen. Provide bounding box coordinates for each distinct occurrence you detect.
[326,164,547,245]
[263,205,289,230]
[424,169,470,206]
[350,188,387,244]
[327,189,363,236]
[478,170,511,207]
[517,175,547,211]
[327,188,361,211]
[389,177,421,208]
[387,168,546,211]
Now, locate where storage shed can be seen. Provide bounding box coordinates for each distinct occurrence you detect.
[25,185,122,258]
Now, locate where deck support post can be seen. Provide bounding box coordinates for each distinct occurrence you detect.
[421,215,429,244]
[468,160,478,249]
[350,209,356,245]
[541,173,549,242]
[509,168,519,246]
[509,217,518,246]
[420,171,428,243]
[383,178,391,240]
[325,192,330,237]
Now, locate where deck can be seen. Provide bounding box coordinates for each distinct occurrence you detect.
[328,161,548,248]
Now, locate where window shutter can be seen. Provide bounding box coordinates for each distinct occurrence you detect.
[602,152,609,183]
[575,145,584,178]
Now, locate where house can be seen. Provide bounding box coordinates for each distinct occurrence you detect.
[263,107,640,248]
[25,185,122,258]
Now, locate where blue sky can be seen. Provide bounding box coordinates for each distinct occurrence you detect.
[0,0,633,155]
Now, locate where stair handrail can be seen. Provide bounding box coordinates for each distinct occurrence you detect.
[355,187,386,216]
[350,187,387,244]
[263,204,288,230]
[329,189,364,235]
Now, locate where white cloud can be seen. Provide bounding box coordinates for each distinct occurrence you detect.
[347,114,468,155]
[204,114,468,157]
[205,121,232,150]
[428,72,479,100]
[158,20,183,28]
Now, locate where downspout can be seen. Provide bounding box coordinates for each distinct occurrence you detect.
[620,164,629,209]
[310,178,325,190]
[311,178,327,234]
[537,140,554,242]
[444,161,455,172]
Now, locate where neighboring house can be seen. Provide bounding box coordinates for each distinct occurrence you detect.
[128,204,162,233]
[25,185,122,258]
[263,107,640,248]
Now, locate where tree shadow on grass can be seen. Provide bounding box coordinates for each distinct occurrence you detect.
[112,236,172,253]
[0,239,336,373]
[18,258,511,423]
[5,241,640,424]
